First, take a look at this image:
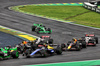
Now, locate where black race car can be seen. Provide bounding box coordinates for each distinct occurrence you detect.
[61,41,82,51]
[40,36,53,44]
[24,44,62,58]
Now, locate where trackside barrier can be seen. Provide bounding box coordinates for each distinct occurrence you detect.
[83,2,100,13]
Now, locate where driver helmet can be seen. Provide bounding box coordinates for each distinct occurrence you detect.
[22,41,27,45]
[79,38,82,40]
[72,38,77,42]
[36,38,38,41]
[72,38,76,41]
[43,43,47,47]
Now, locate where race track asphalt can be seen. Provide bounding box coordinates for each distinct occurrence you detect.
[0,0,100,66]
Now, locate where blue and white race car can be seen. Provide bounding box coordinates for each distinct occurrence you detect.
[24,44,62,58]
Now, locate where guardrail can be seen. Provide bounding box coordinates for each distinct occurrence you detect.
[83,2,100,13]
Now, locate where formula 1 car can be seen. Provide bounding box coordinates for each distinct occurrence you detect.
[40,36,53,44]
[16,39,54,56]
[81,34,98,46]
[24,44,62,58]
[31,23,52,34]
[77,39,87,48]
[0,46,19,59]
[16,41,33,54]
[61,41,83,51]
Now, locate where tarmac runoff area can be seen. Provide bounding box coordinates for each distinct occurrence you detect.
[0,25,37,47]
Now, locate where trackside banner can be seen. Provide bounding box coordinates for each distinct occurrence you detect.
[83,2,100,13]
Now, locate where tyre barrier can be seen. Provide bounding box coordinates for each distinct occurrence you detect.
[83,2,100,13]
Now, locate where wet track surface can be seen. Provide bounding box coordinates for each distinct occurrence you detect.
[0,0,100,66]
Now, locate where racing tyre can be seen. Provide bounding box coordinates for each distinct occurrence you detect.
[0,53,4,57]
[93,42,96,46]
[61,43,66,51]
[48,28,51,34]
[32,44,38,50]
[55,45,62,54]
[25,49,31,58]
[81,37,85,41]
[36,28,40,34]
[43,26,46,29]
[95,37,98,44]
[49,39,53,44]
[11,51,19,58]
[32,26,36,31]
[76,46,81,51]
[17,47,23,54]
[94,44,96,46]
[39,50,47,57]
[82,41,87,48]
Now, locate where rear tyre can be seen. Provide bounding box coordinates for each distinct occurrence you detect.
[25,49,31,58]
[82,41,87,48]
[49,39,53,44]
[95,37,98,44]
[93,42,96,46]
[48,28,51,34]
[39,50,47,57]
[11,51,19,58]
[55,45,62,54]
[43,26,46,29]
[76,45,81,51]
[81,37,85,41]
[36,28,40,34]
[61,43,66,51]
[32,26,36,31]
[32,44,38,50]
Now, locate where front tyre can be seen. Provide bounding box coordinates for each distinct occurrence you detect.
[95,37,98,44]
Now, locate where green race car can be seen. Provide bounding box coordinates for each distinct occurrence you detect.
[31,23,52,34]
[0,46,19,59]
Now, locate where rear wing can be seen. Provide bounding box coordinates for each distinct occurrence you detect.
[85,34,95,37]
[41,36,50,39]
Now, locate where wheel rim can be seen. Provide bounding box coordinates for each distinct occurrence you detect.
[16,52,19,57]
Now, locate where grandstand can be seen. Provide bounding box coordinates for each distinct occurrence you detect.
[83,0,100,13]
[87,0,100,8]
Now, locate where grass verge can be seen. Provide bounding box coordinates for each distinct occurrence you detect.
[11,5,100,28]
